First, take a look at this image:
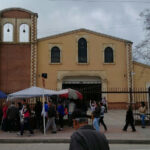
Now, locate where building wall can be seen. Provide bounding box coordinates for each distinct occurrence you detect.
[133,61,150,88]
[0,44,31,93]
[37,30,130,107]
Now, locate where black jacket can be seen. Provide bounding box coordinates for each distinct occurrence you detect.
[7,105,19,120]
[126,109,134,122]
[35,101,42,117]
[93,106,101,118]
[48,105,56,118]
[69,125,109,150]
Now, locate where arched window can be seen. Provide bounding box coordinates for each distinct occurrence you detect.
[51,46,60,63]
[104,47,114,63]
[3,23,13,42]
[19,24,29,42]
[78,38,87,63]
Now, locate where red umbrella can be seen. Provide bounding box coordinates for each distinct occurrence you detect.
[60,88,83,100]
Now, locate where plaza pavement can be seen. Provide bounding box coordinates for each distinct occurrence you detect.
[0,110,150,144]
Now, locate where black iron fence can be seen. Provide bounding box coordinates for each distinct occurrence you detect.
[2,87,150,124]
[78,87,150,124]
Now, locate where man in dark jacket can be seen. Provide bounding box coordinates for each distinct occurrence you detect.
[69,124,109,150]
[45,100,57,133]
[123,105,136,132]
[7,102,19,131]
[34,100,42,129]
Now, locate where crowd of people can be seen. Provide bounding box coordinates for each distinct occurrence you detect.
[0,96,147,137]
[1,100,34,136]
[0,98,71,135]
[0,96,108,135]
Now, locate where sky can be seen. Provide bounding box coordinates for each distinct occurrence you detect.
[0,0,150,49]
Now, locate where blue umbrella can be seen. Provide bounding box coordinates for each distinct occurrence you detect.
[0,90,7,99]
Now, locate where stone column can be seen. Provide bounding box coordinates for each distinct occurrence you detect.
[30,14,37,86]
[126,42,133,103]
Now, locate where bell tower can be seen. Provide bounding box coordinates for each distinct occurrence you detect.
[0,8,38,93]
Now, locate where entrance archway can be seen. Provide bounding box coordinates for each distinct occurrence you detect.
[62,76,102,101]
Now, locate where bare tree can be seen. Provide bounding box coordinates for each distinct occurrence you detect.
[133,9,150,64]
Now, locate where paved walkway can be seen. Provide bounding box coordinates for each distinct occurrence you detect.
[0,110,150,143]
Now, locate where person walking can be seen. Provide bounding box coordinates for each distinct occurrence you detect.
[139,101,146,128]
[123,105,136,132]
[99,102,107,131]
[92,102,101,131]
[68,100,76,127]
[102,97,107,113]
[7,102,19,131]
[18,104,34,136]
[57,101,65,131]
[1,102,8,131]
[45,100,57,133]
[34,100,42,129]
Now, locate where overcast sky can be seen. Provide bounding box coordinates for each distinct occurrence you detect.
[0,0,150,49]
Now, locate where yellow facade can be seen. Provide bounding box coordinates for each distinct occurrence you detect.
[37,29,134,108]
[133,61,150,88]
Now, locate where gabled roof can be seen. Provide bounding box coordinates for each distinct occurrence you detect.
[38,28,133,43]
[0,7,38,17]
[133,61,150,69]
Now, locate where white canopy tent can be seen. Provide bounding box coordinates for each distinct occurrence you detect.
[7,86,60,100]
[7,86,68,135]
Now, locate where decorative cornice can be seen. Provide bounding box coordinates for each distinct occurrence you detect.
[0,8,38,17]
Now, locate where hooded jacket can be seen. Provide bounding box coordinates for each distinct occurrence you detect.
[69,125,109,150]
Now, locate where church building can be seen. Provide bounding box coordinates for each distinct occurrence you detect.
[0,8,150,109]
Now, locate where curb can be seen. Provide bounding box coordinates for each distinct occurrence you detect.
[108,139,150,144]
[0,138,150,144]
[0,139,70,143]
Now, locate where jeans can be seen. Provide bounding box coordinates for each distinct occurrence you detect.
[58,114,64,128]
[45,117,57,132]
[93,117,100,131]
[99,117,107,131]
[20,118,33,135]
[140,114,146,127]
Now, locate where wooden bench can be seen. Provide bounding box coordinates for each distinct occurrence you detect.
[134,113,150,125]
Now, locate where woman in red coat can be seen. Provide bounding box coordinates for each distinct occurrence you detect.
[1,102,8,131]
